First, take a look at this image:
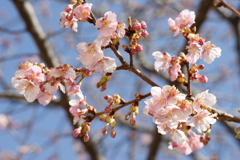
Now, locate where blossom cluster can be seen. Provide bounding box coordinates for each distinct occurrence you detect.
[153,9,221,83]
[144,85,217,154]
[11,62,81,105]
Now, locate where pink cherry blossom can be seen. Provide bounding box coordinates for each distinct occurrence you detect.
[193,90,216,112]
[50,66,76,80]
[152,51,171,71]
[73,3,92,21]
[170,129,187,145]
[68,84,82,97]
[143,86,167,116]
[24,65,45,84]
[175,9,195,29]
[186,43,201,64]
[15,79,40,102]
[89,57,116,73]
[95,11,118,37]
[168,18,180,36]
[189,134,204,151]
[44,81,65,94]
[116,22,126,38]
[187,110,216,133]
[37,91,56,106]
[162,85,185,105]
[69,107,88,124]
[168,64,181,81]
[154,105,187,129]
[69,93,86,108]
[169,140,192,155]
[60,5,78,32]
[76,39,104,65]
[200,41,221,64]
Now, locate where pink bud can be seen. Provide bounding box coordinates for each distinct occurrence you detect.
[125,112,131,120]
[73,126,82,137]
[140,21,147,29]
[132,22,142,30]
[104,105,112,113]
[198,39,204,45]
[199,75,208,83]
[102,124,109,134]
[110,128,116,138]
[141,30,149,38]
[131,49,137,55]
[83,133,89,142]
[136,45,143,52]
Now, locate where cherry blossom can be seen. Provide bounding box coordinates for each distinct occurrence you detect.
[89,57,117,73]
[186,42,201,64]
[187,110,216,133]
[193,90,216,112]
[24,65,45,84]
[168,18,180,36]
[73,3,92,21]
[200,41,222,64]
[116,22,126,38]
[37,91,56,106]
[59,5,78,32]
[50,65,76,80]
[175,9,195,29]
[152,51,171,71]
[76,39,104,65]
[168,64,181,81]
[15,79,40,102]
[95,11,118,37]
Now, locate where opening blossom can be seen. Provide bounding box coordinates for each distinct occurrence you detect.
[73,3,92,21]
[168,9,195,37]
[76,39,104,65]
[152,51,171,71]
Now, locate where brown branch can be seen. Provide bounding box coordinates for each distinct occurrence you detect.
[207,106,240,123]
[214,0,240,17]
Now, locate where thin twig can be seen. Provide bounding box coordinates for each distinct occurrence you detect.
[217,0,240,17]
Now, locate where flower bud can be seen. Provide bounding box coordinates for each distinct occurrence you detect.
[102,124,109,135]
[136,45,143,52]
[73,126,82,137]
[83,133,89,142]
[132,22,141,30]
[140,21,147,29]
[125,112,131,120]
[110,128,116,138]
[199,75,208,83]
[141,30,149,38]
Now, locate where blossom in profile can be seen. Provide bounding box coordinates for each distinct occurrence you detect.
[193,90,216,112]
[76,39,104,65]
[50,65,76,80]
[200,41,221,64]
[73,3,92,21]
[116,22,126,38]
[168,9,195,36]
[168,18,180,36]
[187,110,216,133]
[60,4,78,32]
[168,64,181,81]
[37,91,56,106]
[89,57,117,73]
